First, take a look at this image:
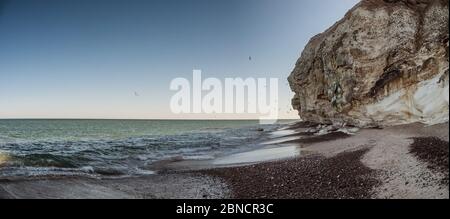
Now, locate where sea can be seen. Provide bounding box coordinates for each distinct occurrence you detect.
[0,119,294,178]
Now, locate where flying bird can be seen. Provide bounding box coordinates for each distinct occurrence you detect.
[134,91,140,97]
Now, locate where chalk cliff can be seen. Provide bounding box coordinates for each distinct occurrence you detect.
[288,0,449,127]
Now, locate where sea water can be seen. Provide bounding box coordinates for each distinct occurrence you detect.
[0,119,292,178]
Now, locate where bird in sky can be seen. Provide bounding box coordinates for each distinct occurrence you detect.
[134,91,140,97]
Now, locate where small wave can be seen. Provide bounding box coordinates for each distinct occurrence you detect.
[182,155,215,160]
[0,165,155,179]
[0,166,98,179]
[12,153,80,168]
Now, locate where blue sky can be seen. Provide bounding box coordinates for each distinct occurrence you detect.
[0,0,359,119]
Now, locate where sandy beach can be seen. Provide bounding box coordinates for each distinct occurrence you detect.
[0,121,448,199]
[201,122,449,199]
[1,0,448,202]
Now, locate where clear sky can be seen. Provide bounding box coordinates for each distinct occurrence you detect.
[0,0,359,119]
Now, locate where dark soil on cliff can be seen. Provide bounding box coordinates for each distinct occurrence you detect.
[409,137,449,185]
[201,148,379,199]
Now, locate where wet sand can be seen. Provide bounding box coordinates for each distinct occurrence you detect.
[0,122,448,199]
[281,131,351,144]
[0,173,229,199]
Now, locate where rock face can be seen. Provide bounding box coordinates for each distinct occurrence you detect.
[288,0,449,127]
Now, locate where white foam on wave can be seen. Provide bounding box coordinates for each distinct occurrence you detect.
[269,129,298,137]
[261,136,301,145]
[213,146,301,165]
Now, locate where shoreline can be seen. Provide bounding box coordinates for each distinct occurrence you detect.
[0,121,448,199]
